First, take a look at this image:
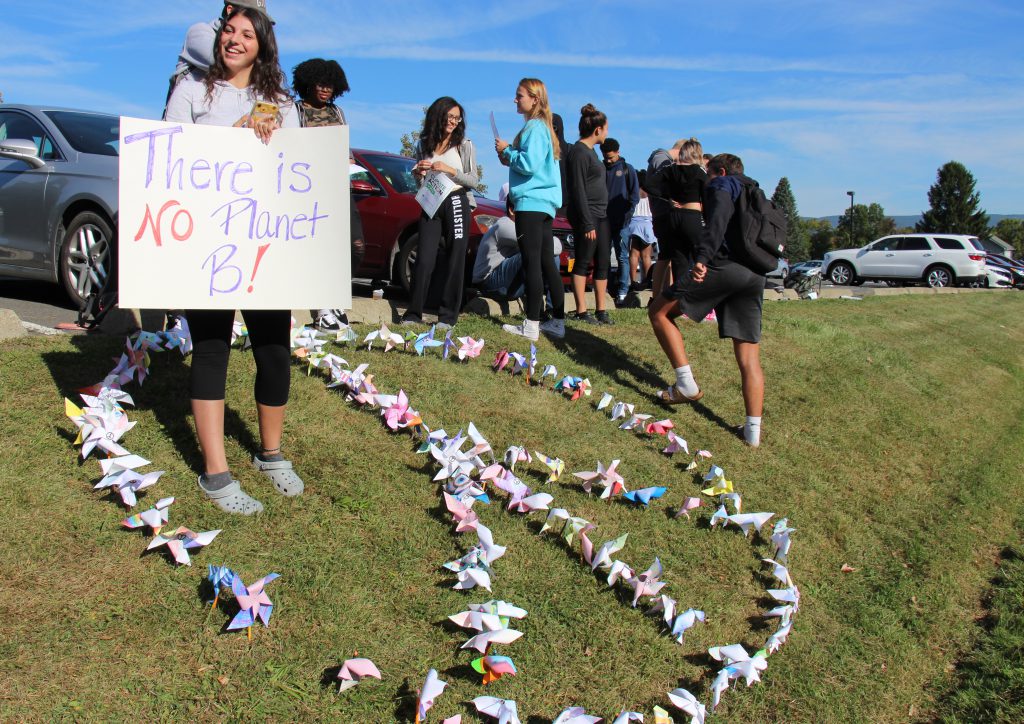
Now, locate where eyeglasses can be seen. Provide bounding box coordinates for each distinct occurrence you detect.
[446,114,463,124]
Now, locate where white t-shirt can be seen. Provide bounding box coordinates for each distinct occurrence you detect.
[430,145,464,191]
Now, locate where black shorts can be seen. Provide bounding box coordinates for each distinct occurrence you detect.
[663,258,764,343]
[571,216,611,281]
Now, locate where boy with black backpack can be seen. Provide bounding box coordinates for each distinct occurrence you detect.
[647,153,785,448]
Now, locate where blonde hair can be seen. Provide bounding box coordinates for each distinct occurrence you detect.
[680,137,703,165]
[513,78,561,160]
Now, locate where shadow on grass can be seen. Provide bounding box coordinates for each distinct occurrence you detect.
[43,336,260,477]
[392,678,418,722]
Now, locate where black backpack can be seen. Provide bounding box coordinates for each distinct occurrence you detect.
[730,182,788,274]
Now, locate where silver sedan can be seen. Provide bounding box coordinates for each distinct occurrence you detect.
[0,105,118,310]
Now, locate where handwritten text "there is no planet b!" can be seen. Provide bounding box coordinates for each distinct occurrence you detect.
[117,119,351,311]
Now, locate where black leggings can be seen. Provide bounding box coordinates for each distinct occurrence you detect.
[516,211,565,322]
[187,309,291,406]
[572,216,611,281]
[655,209,703,281]
[407,190,469,325]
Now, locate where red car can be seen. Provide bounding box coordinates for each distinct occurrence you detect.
[350,149,576,291]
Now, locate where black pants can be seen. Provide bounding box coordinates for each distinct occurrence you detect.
[654,209,703,282]
[571,216,611,281]
[407,190,469,325]
[187,309,291,405]
[516,211,565,322]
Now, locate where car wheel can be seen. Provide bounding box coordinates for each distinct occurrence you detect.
[828,261,855,286]
[59,211,113,310]
[925,265,954,288]
[395,233,419,293]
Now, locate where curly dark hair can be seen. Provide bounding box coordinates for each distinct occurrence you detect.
[291,58,350,104]
[205,7,289,104]
[418,97,466,158]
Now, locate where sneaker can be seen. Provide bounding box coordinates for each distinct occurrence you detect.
[595,310,615,325]
[502,319,540,341]
[539,318,565,339]
[571,311,600,325]
[315,309,343,331]
[614,296,627,309]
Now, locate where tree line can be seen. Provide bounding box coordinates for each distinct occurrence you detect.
[770,161,1023,261]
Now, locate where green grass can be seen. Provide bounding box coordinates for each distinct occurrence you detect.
[1,293,1023,722]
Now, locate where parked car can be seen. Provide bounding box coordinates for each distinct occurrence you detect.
[822,234,987,288]
[765,258,790,280]
[985,266,1014,288]
[985,254,1024,288]
[350,149,576,291]
[789,259,822,276]
[0,105,118,309]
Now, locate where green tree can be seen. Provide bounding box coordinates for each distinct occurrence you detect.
[993,218,1024,257]
[399,122,488,195]
[837,203,896,248]
[805,218,838,258]
[916,161,989,235]
[771,177,808,261]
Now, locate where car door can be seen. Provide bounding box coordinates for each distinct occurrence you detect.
[0,110,57,273]
[858,237,901,276]
[895,236,933,278]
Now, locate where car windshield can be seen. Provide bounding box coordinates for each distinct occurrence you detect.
[360,153,418,194]
[43,111,120,156]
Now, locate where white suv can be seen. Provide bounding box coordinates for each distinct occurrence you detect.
[823,234,987,287]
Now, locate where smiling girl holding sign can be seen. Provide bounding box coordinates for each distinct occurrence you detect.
[164,5,304,514]
[401,97,479,329]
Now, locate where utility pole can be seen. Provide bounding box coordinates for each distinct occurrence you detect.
[846,191,855,246]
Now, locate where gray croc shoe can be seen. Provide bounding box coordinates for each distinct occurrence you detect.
[252,457,305,496]
[198,477,264,515]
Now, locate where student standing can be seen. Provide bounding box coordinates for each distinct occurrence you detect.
[600,138,639,304]
[494,78,566,341]
[164,5,304,513]
[646,138,708,293]
[402,97,479,329]
[647,153,766,448]
[566,104,613,325]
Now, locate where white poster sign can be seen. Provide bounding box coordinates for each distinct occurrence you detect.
[415,170,457,219]
[118,118,350,310]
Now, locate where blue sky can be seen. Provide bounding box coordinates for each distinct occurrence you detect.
[3,0,1022,217]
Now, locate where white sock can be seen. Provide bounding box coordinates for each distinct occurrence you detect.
[744,416,762,447]
[674,365,699,397]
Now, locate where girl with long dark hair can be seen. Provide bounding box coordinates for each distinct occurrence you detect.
[494,78,566,341]
[401,97,479,328]
[164,6,303,514]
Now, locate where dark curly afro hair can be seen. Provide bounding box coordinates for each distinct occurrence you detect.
[291,58,350,104]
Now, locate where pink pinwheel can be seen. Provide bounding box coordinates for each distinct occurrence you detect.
[493,349,510,371]
[675,496,703,519]
[443,492,480,533]
[573,459,626,498]
[146,526,220,566]
[336,657,382,692]
[618,413,652,431]
[644,418,674,435]
[363,323,404,352]
[663,431,689,455]
[109,337,151,385]
[122,496,174,533]
[507,489,552,514]
[627,558,667,606]
[569,378,592,401]
[457,336,484,360]
[383,390,421,431]
[227,573,280,636]
[416,669,447,723]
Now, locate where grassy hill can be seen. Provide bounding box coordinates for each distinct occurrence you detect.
[1,293,1023,722]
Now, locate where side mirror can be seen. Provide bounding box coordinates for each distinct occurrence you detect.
[351,178,382,196]
[0,138,46,169]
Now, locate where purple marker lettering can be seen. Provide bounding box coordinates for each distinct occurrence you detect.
[288,162,312,193]
[123,126,183,189]
[231,162,254,195]
[202,244,242,295]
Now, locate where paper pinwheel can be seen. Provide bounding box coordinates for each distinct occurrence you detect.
[146,526,220,566]
[121,496,174,534]
[596,392,613,410]
[473,696,521,724]
[207,564,236,608]
[507,352,527,376]
[685,448,713,471]
[109,337,151,385]
[652,707,673,724]
[493,349,510,371]
[623,486,667,506]
[721,492,742,514]
[382,390,422,431]
[552,707,602,724]
[333,324,358,344]
[612,713,643,724]
[414,326,445,356]
[570,378,592,400]
[449,600,528,632]
[768,585,801,612]
[443,492,480,533]
[440,329,456,360]
[619,413,653,431]
[291,326,326,358]
[336,657,382,692]
[607,560,635,586]
[644,418,674,435]
[226,572,280,635]
[701,466,733,496]
[627,558,666,607]
[766,616,793,654]
[574,459,626,499]
[587,533,628,571]
[231,320,249,347]
[610,401,635,421]
[554,375,581,392]
[95,467,164,507]
[771,518,796,563]
[79,386,134,415]
[363,323,404,351]
[461,628,524,653]
[667,687,707,724]
[539,364,558,382]
[727,512,775,537]
[503,446,532,471]
[663,431,689,455]
[761,558,794,587]
[709,505,730,529]
[457,335,485,361]
[471,654,517,684]
[66,399,135,459]
[670,608,707,644]
[416,668,447,723]
[161,315,193,354]
[675,496,703,519]
[507,489,553,514]
[534,451,564,483]
[648,594,677,626]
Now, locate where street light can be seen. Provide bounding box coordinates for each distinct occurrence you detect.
[846,191,855,246]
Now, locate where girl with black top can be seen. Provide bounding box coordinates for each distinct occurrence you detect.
[647,138,707,286]
[566,104,613,325]
[402,97,479,328]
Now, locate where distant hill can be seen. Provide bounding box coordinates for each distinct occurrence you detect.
[807,213,1024,228]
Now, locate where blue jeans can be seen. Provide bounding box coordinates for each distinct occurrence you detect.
[482,254,560,309]
[617,227,632,296]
